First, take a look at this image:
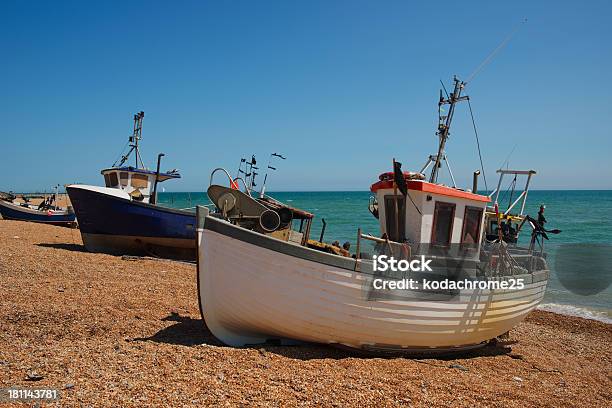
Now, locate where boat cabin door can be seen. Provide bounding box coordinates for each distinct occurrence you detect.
[384,195,406,242]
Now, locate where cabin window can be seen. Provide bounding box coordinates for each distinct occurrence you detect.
[431,202,455,247]
[461,206,483,246]
[104,174,111,187]
[131,174,149,189]
[119,172,129,187]
[108,172,119,188]
[384,195,406,242]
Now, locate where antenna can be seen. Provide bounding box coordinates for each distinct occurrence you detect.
[260,153,286,198]
[246,155,258,192]
[426,20,526,184]
[236,157,246,179]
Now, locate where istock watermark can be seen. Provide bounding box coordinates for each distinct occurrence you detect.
[363,251,531,301]
[371,277,525,291]
[372,255,433,272]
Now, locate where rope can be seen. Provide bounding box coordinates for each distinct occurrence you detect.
[406,192,422,216]
[467,98,488,192]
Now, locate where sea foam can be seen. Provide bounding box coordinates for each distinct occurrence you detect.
[538,303,612,324]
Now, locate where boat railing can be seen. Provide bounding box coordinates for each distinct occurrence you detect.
[209,168,234,188]
[356,230,412,262]
[177,203,216,211]
[357,230,546,277]
[209,168,251,195]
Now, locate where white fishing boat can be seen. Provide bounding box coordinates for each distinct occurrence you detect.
[196,77,553,352]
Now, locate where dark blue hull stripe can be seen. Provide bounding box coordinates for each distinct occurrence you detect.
[0,203,76,224]
[67,187,196,259]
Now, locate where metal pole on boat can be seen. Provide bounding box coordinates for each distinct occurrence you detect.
[493,171,504,207]
[151,153,165,205]
[520,171,535,215]
[130,111,145,169]
[133,113,138,167]
[319,218,327,242]
[355,228,361,260]
[392,158,400,242]
[430,77,468,184]
[260,153,286,198]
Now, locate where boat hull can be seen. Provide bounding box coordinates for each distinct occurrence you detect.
[197,215,549,352]
[0,200,76,227]
[67,185,196,260]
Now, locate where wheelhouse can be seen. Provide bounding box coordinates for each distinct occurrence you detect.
[370,171,490,258]
[100,166,180,203]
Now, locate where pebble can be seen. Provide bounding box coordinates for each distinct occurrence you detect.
[25,371,44,381]
[449,363,469,372]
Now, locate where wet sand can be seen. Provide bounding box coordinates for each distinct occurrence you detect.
[0,220,610,407]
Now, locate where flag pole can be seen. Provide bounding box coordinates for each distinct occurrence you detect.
[392,158,400,242]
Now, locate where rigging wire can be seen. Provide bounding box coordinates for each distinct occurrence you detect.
[406,191,422,216]
[498,175,517,207]
[467,98,488,192]
[465,18,527,84]
[439,80,450,99]
[112,139,131,167]
[507,174,517,207]
[500,144,517,170]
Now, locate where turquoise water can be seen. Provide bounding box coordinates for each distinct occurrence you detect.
[158,190,612,323]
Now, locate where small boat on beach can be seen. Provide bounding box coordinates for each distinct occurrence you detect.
[66,112,197,260]
[0,187,76,227]
[196,77,554,352]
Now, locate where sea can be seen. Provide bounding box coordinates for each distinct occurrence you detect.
[158,190,612,324]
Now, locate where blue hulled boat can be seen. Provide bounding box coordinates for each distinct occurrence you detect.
[0,190,76,227]
[66,112,196,260]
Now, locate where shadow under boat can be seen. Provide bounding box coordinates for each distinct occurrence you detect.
[36,243,88,252]
[136,312,512,361]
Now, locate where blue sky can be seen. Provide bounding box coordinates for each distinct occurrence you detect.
[1,0,610,192]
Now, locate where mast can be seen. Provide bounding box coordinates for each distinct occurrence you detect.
[429,77,469,184]
[117,111,145,169]
[131,111,145,169]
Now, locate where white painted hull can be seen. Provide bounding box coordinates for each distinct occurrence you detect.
[198,219,548,351]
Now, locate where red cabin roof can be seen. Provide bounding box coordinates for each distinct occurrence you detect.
[371,172,490,203]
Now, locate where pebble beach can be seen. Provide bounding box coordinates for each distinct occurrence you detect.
[0,220,610,407]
